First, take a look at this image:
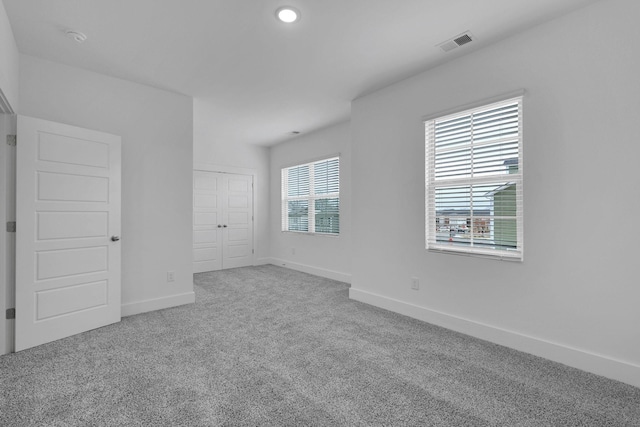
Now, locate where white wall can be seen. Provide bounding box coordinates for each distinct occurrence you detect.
[0,0,18,111]
[349,0,640,387]
[269,121,352,283]
[193,98,270,263]
[19,54,194,315]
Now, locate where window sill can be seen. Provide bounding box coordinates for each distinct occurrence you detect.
[282,231,340,238]
[427,246,522,262]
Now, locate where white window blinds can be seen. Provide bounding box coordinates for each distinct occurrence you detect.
[425,97,523,260]
[282,156,340,235]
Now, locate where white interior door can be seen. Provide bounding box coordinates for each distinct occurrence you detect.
[15,116,121,351]
[193,171,222,273]
[193,171,253,272]
[222,174,254,269]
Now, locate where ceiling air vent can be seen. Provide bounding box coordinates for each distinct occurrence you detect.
[453,33,473,46]
[438,31,474,52]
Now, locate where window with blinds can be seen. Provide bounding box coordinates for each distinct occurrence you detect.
[425,96,523,260]
[282,156,340,235]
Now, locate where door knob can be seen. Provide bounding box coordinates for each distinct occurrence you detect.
[223,225,228,228]
[217,224,222,228]
[111,235,120,242]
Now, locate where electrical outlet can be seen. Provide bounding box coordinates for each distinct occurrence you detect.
[411,277,419,290]
[167,271,175,282]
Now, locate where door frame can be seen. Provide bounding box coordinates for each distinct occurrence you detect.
[193,163,257,268]
[0,90,16,355]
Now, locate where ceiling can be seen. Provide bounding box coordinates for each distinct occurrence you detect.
[3,0,598,146]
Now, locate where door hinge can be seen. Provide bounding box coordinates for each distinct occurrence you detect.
[6,308,15,320]
[6,221,16,232]
[6,135,16,146]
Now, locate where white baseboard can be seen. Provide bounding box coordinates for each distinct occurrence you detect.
[265,258,351,284]
[121,291,196,317]
[349,287,640,389]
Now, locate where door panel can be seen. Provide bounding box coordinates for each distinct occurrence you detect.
[227,229,248,242]
[193,229,216,245]
[226,244,249,259]
[194,194,216,208]
[38,172,109,202]
[36,246,108,280]
[193,171,253,272]
[193,171,222,273]
[37,132,109,168]
[36,280,107,320]
[228,195,248,208]
[37,211,108,240]
[222,174,254,269]
[15,115,121,351]
[227,212,249,225]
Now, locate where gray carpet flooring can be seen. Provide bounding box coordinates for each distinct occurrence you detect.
[1,265,639,426]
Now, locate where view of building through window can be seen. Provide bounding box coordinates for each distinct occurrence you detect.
[282,157,340,235]
[425,97,523,259]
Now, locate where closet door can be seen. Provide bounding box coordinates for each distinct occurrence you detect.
[193,171,222,273]
[222,174,254,269]
[193,171,253,273]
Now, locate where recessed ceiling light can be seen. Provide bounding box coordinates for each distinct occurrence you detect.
[65,30,87,43]
[276,6,300,23]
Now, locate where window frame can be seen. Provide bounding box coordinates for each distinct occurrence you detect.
[425,95,524,261]
[281,155,340,236]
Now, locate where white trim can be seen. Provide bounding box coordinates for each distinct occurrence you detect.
[194,162,255,176]
[427,246,522,262]
[281,156,340,235]
[349,287,640,388]
[281,230,340,238]
[425,96,524,261]
[0,88,15,115]
[0,86,16,355]
[121,291,196,317]
[0,113,16,355]
[0,114,7,355]
[266,258,351,284]
[421,89,525,122]
[279,152,341,170]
